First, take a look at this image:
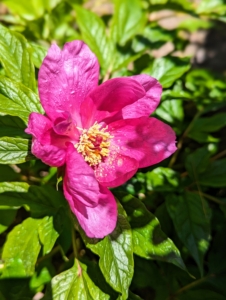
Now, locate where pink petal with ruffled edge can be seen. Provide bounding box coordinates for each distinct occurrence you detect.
[26,112,67,166]
[108,117,177,169]
[80,77,145,128]
[64,180,117,238]
[121,74,162,118]
[25,112,52,140]
[95,151,138,188]
[38,41,99,123]
[64,144,100,207]
[32,139,66,167]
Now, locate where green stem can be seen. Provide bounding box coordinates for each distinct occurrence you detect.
[70,212,79,258]
[173,274,215,296]
[191,190,226,206]
[37,245,61,264]
[211,149,226,161]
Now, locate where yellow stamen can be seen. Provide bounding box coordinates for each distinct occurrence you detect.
[75,122,113,166]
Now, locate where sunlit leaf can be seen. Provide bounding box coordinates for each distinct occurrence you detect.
[73,5,113,72]
[117,193,187,271]
[0,182,29,193]
[29,42,47,68]
[82,203,133,300]
[1,217,42,277]
[155,99,184,125]
[38,215,60,255]
[0,75,43,123]
[0,24,36,91]
[43,259,110,300]
[110,0,146,46]
[143,57,191,88]
[0,137,31,164]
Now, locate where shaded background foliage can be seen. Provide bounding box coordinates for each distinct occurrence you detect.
[0,0,226,299]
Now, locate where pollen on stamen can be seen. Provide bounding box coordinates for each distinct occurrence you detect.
[75,122,113,166]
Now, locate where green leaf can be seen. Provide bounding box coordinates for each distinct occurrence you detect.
[161,89,192,101]
[155,99,184,124]
[0,75,43,123]
[43,259,110,300]
[196,0,226,15]
[198,158,226,188]
[188,113,226,143]
[73,5,113,72]
[150,0,168,3]
[137,167,180,192]
[143,26,172,43]
[185,144,217,180]
[82,203,133,300]
[112,48,143,72]
[143,57,190,88]
[0,185,67,217]
[117,193,186,271]
[1,217,42,277]
[166,192,211,275]
[0,115,27,138]
[110,0,146,46]
[30,267,52,291]
[0,184,67,258]
[2,0,44,20]
[0,137,31,164]
[0,24,36,91]
[0,181,29,193]
[38,215,60,255]
[2,0,61,20]
[29,42,47,68]
[178,17,212,32]
[132,256,170,299]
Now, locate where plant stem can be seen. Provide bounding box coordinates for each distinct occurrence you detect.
[37,245,61,264]
[72,227,78,258]
[191,190,226,206]
[102,65,112,82]
[211,149,226,161]
[174,274,214,295]
[70,211,79,258]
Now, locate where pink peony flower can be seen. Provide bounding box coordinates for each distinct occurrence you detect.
[25,41,177,238]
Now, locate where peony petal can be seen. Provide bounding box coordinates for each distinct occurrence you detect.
[25,112,70,149]
[121,74,162,118]
[108,117,177,168]
[80,77,145,128]
[63,181,117,238]
[53,112,79,142]
[38,41,99,122]
[32,138,66,167]
[25,112,52,140]
[64,144,100,207]
[95,151,138,188]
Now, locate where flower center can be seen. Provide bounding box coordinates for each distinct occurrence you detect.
[75,122,113,166]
